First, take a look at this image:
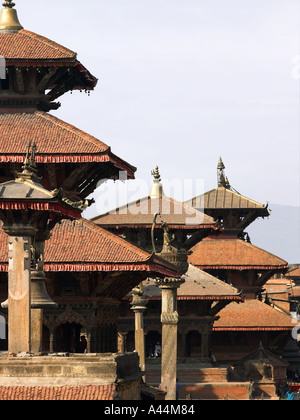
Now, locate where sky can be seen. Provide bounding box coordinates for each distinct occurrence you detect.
[16,0,299,218]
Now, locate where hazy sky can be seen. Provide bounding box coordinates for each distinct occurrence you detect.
[16,0,299,216]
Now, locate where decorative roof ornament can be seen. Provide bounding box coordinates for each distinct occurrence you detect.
[217,156,225,170]
[217,157,226,188]
[149,166,164,199]
[20,141,39,181]
[151,166,161,182]
[225,176,231,189]
[0,0,23,33]
[3,1,16,7]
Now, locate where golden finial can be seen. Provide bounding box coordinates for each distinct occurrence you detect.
[225,176,231,189]
[0,0,23,32]
[3,1,15,7]
[151,166,161,182]
[150,166,164,199]
[217,156,225,170]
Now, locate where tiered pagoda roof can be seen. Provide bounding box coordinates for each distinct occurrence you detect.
[189,238,288,271]
[213,299,294,332]
[0,1,136,198]
[186,157,270,232]
[0,112,135,169]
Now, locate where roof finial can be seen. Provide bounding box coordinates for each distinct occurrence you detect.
[149,166,164,199]
[0,0,23,32]
[151,166,161,182]
[3,1,15,8]
[18,142,40,182]
[217,156,225,170]
[225,176,231,189]
[217,157,226,188]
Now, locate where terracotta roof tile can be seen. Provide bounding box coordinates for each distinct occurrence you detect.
[142,264,242,301]
[0,112,109,157]
[189,238,288,270]
[45,218,151,265]
[0,29,76,61]
[286,267,300,278]
[0,219,177,276]
[0,112,136,175]
[0,384,116,400]
[213,299,294,330]
[92,195,217,228]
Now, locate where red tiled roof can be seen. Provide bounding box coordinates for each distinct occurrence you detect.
[189,238,288,270]
[0,112,136,174]
[286,267,300,278]
[91,195,218,228]
[45,218,151,265]
[141,264,242,301]
[0,384,116,400]
[0,29,75,61]
[0,219,178,276]
[213,299,294,331]
[0,111,108,156]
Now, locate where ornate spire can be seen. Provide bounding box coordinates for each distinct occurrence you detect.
[149,166,164,199]
[217,157,231,189]
[217,156,225,170]
[217,157,226,187]
[0,0,23,33]
[151,166,161,182]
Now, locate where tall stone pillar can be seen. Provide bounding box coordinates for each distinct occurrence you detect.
[131,285,148,374]
[4,227,36,354]
[156,277,184,400]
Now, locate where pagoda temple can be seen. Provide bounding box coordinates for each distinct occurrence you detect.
[0,0,136,199]
[0,1,179,400]
[186,158,293,362]
[91,166,220,252]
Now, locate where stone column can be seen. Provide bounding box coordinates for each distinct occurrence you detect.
[156,277,184,400]
[3,227,36,354]
[131,286,148,374]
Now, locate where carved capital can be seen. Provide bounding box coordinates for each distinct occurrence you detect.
[161,311,179,325]
[155,277,185,289]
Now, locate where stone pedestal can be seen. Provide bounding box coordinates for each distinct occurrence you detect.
[156,277,184,400]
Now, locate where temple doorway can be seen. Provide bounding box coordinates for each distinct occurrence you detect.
[146,331,162,358]
[55,322,84,353]
[186,331,202,357]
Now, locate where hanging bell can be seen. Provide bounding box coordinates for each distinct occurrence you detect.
[1,271,57,309]
[31,270,57,309]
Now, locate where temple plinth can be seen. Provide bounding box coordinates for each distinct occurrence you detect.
[156,277,184,400]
